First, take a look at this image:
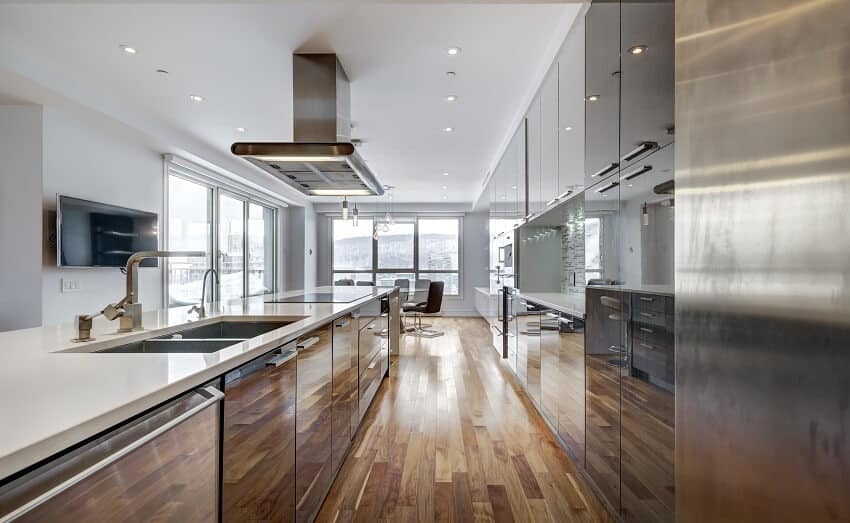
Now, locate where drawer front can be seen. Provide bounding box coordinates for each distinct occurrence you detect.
[632,293,668,314]
[358,322,384,373]
[632,308,671,330]
[633,322,673,347]
[358,349,386,423]
[356,298,384,330]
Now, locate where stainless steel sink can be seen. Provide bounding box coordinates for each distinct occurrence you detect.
[152,321,293,341]
[90,320,296,354]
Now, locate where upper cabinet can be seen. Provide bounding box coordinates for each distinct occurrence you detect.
[526,94,543,217]
[619,0,675,169]
[558,15,586,199]
[584,1,622,187]
[540,65,560,209]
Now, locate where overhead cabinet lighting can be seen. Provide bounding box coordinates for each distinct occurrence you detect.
[621,141,658,163]
[592,162,619,178]
[596,181,620,194]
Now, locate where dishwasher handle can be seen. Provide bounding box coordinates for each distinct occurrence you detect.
[0,386,223,522]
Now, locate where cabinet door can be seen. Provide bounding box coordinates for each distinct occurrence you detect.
[526,94,543,216]
[619,0,674,171]
[540,310,561,427]
[512,121,527,220]
[585,285,627,512]
[558,15,586,196]
[557,313,586,466]
[585,0,621,187]
[296,325,333,523]
[541,65,560,209]
[332,315,357,472]
[524,306,542,407]
[224,349,297,522]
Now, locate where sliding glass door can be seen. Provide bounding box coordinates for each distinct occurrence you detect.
[166,173,277,306]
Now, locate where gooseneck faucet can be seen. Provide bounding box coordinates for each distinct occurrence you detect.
[98,250,205,333]
[189,268,219,319]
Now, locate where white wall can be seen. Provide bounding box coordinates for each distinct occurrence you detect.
[283,203,318,291]
[0,105,43,331]
[41,106,164,326]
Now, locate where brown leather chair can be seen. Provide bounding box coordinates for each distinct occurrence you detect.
[403,281,444,337]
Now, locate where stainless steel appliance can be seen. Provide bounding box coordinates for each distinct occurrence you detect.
[232,54,384,197]
[0,387,222,522]
[677,0,850,520]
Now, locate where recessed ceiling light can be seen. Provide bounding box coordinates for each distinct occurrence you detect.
[628,45,648,55]
[442,172,449,176]
[443,126,454,133]
[441,185,448,190]
[446,94,458,102]
[442,195,448,200]
[119,45,137,55]
[564,126,573,131]
[235,127,246,133]
[447,46,461,56]
[189,94,205,102]
[586,94,600,102]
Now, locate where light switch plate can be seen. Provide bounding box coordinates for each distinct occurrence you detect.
[61,278,81,293]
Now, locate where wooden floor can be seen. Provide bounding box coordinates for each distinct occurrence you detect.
[317,317,612,522]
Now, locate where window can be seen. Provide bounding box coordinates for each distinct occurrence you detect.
[166,171,277,305]
[166,176,212,306]
[331,216,462,295]
[585,217,602,283]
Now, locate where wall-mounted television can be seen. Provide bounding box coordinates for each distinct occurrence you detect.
[57,195,159,268]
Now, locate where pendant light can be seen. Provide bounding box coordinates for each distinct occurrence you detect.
[641,202,649,226]
[352,200,359,226]
[341,196,349,220]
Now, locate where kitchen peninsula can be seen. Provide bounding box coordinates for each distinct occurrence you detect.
[0,286,399,522]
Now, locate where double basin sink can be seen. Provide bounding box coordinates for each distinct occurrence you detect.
[93,320,297,354]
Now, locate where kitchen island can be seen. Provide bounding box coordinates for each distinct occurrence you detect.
[0,286,399,522]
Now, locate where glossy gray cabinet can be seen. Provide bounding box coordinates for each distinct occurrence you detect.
[295,324,334,523]
[540,65,560,209]
[526,94,543,217]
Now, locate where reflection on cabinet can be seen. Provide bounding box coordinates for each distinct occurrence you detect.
[332,314,358,472]
[541,64,560,208]
[585,0,622,188]
[619,0,674,169]
[358,309,388,424]
[0,387,222,523]
[585,287,627,510]
[558,14,586,196]
[295,325,334,523]
[223,345,297,522]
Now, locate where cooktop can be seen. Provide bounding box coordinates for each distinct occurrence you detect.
[265,289,372,304]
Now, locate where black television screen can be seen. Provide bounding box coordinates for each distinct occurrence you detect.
[57,195,159,267]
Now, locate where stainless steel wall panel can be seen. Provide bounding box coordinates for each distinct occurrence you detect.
[675,1,850,520]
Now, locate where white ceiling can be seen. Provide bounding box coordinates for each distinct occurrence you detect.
[0,2,581,205]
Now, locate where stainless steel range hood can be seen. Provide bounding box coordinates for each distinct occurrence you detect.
[232,53,384,196]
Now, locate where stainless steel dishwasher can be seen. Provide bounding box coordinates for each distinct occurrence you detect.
[0,386,223,523]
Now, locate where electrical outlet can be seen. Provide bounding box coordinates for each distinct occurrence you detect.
[61,278,81,293]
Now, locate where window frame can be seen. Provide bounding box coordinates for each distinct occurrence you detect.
[330,214,463,297]
[164,158,282,306]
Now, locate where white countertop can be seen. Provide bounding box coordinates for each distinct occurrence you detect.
[0,286,392,480]
[517,291,586,318]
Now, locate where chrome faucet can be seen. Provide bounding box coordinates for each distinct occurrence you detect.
[98,250,205,332]
[189,268,219,319]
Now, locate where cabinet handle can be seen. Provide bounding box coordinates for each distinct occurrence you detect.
[639,327,654,334]
[620,141,658,163]
[608,345,627,354]
[546,197,560,207]
[592,162,619,178]
[544,312,560,319]
[335,319,351,328]
[639,312,657,318]
[1,386,223,521]
[638,296,655,303]
[368,360,378,370]
[639,343,654,350]
[556,189,573,201]
[621,164,653,182]
[266,349,297,367]
[297,336,320,349]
